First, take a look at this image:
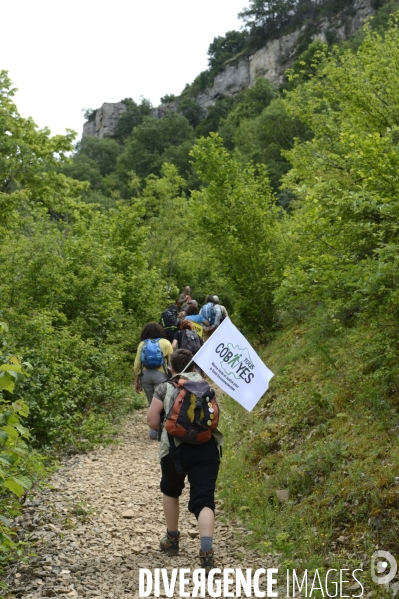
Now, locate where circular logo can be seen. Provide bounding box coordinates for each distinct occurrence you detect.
[371,550,397,585]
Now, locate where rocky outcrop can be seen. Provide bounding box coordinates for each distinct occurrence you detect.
[82,102,126,139]
[194,0,374,111]
[82,0,374,138]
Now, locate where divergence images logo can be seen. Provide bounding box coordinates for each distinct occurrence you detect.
[219,343,254,383]
[371,550,397,585]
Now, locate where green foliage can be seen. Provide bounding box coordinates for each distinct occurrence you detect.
[161,94,177,104]
[0,70,84,220]
[182,70,213,97]
[218,77,278,150]
[207,30,249,74]
[239,0,356,50]
[0,338,45,582]
[76,136,122,177]
[116,113,195,182]
[239,0,299,46]
[82,108,96,122]
[115,97,152,140]
[282,39,327,90]
[194,96,237,138]
[177,97,205,128]
[279,18,399,323]
[0,71,167,452]
[232,97,310,195]
[191,134,283,335]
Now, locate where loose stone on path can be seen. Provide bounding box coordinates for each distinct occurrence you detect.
[6,410,279,599]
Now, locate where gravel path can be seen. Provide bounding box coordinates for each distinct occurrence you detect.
[6,409,277,599]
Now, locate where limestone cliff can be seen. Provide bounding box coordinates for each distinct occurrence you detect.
[82,102,127,139]
[82,0,374,139]
[193,0,373,111]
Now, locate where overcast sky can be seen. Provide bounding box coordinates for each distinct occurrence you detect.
[2,0,248,139]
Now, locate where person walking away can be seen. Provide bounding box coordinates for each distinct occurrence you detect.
[184,304,209,340]
[179,298,198,320]
[213,296,228,328]
[147,349,223,573]
[172,320,202,355]
[134,322,173,439]
[200,295,216,342]
[159,304,179,343]
[174,318,205,376]
[176,294,188,319]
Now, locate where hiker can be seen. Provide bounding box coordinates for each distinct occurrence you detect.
[176,293,188,318]
[200,295,216,342]
[159,303,179,344]
[134,322,173,439]
[184,286,192,302]
[147,348,223,573]
[172,320,202,355]
[213,295,228,328]
[184,303,209,340]
[179,298,197,319]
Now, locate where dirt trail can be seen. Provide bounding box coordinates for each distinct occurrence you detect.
[6,410,277,599]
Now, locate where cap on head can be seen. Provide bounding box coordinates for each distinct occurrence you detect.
[188,299,198,306]
[213,295,220,303]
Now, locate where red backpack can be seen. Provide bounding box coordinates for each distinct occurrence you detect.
[164,379,219,444]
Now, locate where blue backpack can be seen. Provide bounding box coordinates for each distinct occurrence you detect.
[200,302,216,326]
[141,338,164,369]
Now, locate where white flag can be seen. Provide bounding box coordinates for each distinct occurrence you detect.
[193,318,274,411]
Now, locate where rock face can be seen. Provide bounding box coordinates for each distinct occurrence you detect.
[82,102,126,139]
[82,0,374,138]
[194,0,374,111]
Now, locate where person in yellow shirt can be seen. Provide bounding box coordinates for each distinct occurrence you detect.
[134,322,173,439]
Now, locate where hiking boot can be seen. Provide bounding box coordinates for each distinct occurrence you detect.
[199,548,215,574]
[160,531,180,555]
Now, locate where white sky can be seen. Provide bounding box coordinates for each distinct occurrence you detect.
[2,0,248,139]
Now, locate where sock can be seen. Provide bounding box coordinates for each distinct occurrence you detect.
[167,529,179,538]
[200,536,213,553]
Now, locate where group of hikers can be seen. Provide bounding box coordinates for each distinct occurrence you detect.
[133,287,228,574]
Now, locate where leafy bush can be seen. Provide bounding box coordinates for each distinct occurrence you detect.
[0,328,46,584]
[191,134,284,336]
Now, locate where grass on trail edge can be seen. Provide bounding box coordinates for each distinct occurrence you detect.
[217,318,399,593]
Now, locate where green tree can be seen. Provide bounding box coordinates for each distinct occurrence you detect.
[177,97,205,128]
[218,77,277,149]
[277,15,399,325]
[116,113,195,182]
[115,97,152,140]
[191,134,283,335]
[195,96,237,138]
[0,71,84,224]
[233,97,310,196]
[207,30,249,73]
[239,0,299,46]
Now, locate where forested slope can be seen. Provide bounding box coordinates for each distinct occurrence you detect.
[2,0,399,588]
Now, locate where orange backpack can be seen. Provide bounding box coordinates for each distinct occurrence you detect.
[164,379,219,444]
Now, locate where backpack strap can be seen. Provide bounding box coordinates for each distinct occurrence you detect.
[140,339,148,375]
[165,380,184,473]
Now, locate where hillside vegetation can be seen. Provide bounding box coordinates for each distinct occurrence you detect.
[1,0,399,590]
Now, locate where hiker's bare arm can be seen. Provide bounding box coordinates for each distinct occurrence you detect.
[135,375,141,393]
[147,397,164,429]
[202,319,210,326]
[172,339,178,350]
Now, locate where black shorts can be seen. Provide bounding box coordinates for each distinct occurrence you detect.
[160,436,220,519]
